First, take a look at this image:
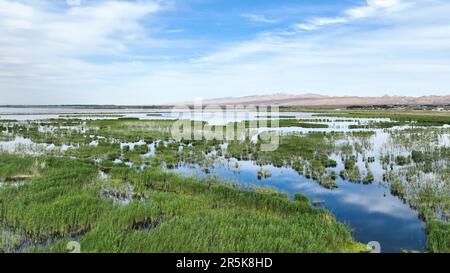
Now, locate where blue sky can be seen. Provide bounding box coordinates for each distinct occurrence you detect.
[1,0,450,104]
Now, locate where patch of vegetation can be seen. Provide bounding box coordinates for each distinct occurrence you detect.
[294,193,310,204]
[395,155,410,166]
[0,153,364,253]
[363,171,374,185]
[231,119,329,128]
[314,111,450,127]
[349,122,401,129]
[390,179,407,200]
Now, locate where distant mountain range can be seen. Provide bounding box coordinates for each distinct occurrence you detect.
[190,93,450,106]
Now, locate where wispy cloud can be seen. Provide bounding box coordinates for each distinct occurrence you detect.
[296,0,408,31]
[241,13,278,24]
[165,28,184,34]
[66,0,81,6]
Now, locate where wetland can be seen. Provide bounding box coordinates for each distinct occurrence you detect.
[0,107,449,253]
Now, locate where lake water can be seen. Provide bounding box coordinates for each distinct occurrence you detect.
[175,159,427,253]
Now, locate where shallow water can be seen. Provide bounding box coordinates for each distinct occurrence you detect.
[0,107,174,121]
[174,158,427,253]
[0,136,74,154]
[172,122,446,253]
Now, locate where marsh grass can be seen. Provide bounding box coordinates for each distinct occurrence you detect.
[0,153,365,253]
[2,114,449,252]
[314,111,450,126]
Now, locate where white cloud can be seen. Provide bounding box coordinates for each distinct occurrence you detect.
[66,0,81,6]
[0,0,164,104]
[242,14,278,24]
[295,24,318,31]
[339,191,415,219]
[297,17,348,31]
[0,0,162,64]
[368,0,400,8]
[296,0,408,31]
[165,28,184,34]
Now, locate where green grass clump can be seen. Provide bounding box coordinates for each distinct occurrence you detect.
[65,141,121,160]
[231,119,329,129]
[0,157,113,244]
[319,173,339,189]
[294,193,310,204]
[349,122,401,129]
[339,157,361,183]
[390,179,406,200]
[118,117,140,121]
[363,171,374,184]
[146,114,163,117]
[395,155,410,166]
[427,220,450,253]
[133,144,150,155]
[0,153,41,180]
[295,122,329,129]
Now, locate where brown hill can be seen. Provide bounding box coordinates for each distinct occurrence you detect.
[192,93,450,106]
